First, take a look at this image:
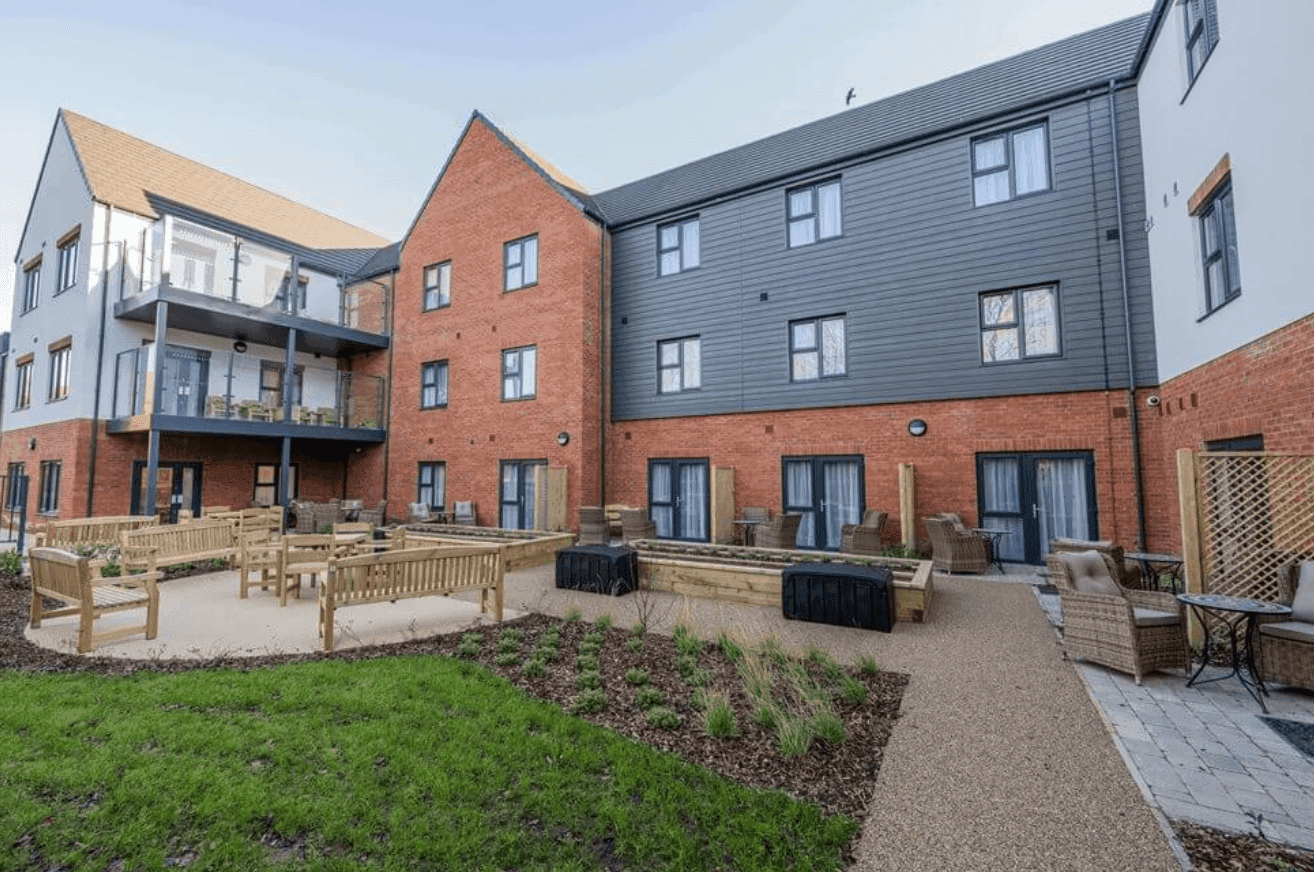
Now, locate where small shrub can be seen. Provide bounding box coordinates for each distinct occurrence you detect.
[571,688,606,714]
[594,613,614,631]
[672,623,690,640]
[775,715,813,757]
[684,667,713,688]
[98,562,123,578]
[499,628,525,644]
[522,658,547,678]
[316,524,333,534]
[457,642,480,659]
[209,557,228,569]
[811,711,846,745]
[702,693,740,738]
[624,668,648,686]
[645,706,681,729]
[165,562,194,574]
[631,621,646,636]
[564,607,583,623]
[575,670,602,691]
[716,632,743,662]
[496,637,521,655]
[854,654,880,676]
[582,630,605,646]
[635,685,666,710]
[675,634,702,657]
[757,636,787,664]
[535,644,560,661]
[461,631,484,645]
[838,676,868,704]
[0,551,22,577]
[675,652,699,677]
[690,688,711,711]
[574,654,599,672]
[494,651,519,667]
[625,637,644,654]
[879,544,923,559]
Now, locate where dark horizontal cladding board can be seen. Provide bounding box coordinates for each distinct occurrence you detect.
[610,96,1153,420]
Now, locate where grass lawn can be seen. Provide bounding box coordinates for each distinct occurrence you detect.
[0,654,856,871]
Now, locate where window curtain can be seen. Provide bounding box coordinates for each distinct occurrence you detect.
[1036,459,1089,550]
[679,463,708,541]
[500,464,519,530]
[818,183,842,238]
[650,463,673,538]
[522,465,538,530]
[784,461,815,549]
[822,461,860,549]
[1012,127,1049,195]
[980,457,1024,562]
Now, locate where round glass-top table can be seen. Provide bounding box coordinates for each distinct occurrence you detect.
[1176,593,1292,713]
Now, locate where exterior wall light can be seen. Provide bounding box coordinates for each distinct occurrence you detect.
[233,341,248,353]
[556,431,570,446]
[907,419,928,437]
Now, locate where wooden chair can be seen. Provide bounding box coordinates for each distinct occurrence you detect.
[237,528,280,599]
[619,508,656,542]
[453,501,477,526]
[276,534,335,606]
[29,547,160,653]
[1050,549,1188,684]
[755,513,802,550]
[841,510,887,555]
[578,506,608,545]
[924,516,989,573]
[1257,561,1314,692]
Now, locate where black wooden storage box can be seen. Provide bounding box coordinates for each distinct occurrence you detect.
[555,545,638,596]
[781,562,895,632]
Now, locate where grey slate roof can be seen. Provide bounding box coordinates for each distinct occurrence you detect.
[350,241,402,282]
[593,12,1151,227]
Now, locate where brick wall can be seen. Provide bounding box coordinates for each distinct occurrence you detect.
[388,116,605,528]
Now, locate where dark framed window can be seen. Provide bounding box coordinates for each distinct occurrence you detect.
[56,234,80,294]
[274,274,307,313]
[6,462,26,510]
[418,461,446,511]
[790,315,846,381]
[787,179,842,247]
[972,122,1050,206]
[1199,184,1240,315]
[14,359,33,410]
[1183,0,1219,87]
[421,360,449,409]
[657,336,701,394]
[22,260,40,313]
[658,217,700,275]
[980,285,1060,363]
[500,459,547,530]
[504,235,539,291]
[259,360,303,408]
[648,458,710,542]
[423,261,451,310]
[253,463,297,506]
[48,345,71,402]
[502,346,537,401]
[38,461,61,515]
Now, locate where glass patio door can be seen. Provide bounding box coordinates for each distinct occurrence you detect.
[131,461,203,524]
[500,460,546,530]
[162,346,210,417]
[648,459,709,542]
[978,452,1096,564]
[782,455,864,550]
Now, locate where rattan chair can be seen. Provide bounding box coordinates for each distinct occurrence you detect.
[453,501,477,526]
[408,502,432,524]
[755,513,802,550]
[1050,550,1188,684]
[1257,561,1314,692]
[924,516,989,574]
[619,508,656,542]
[841,510,887,555]
[1049,537,1145,589]
[578,506,608,545]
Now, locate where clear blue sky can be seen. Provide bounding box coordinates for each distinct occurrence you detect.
[0,0,1151,328]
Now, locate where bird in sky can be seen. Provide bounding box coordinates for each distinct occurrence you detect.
[845,87,856,106]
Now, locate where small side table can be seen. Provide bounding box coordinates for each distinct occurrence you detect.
[1177,593,1292,713]
[970,528,1012,574]
[1126,551,1184,593]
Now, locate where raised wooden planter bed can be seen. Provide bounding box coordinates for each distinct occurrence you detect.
[631,540,933,623]
[401,525,575,571]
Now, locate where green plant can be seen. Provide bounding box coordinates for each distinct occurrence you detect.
[575,654,599,672]
[625,668,649,686]
[571,687,607,714]
[499,628,525,644]
[522,658,547,678]
[564,606,583,622]
[645,706,682,729]
[752,702,780,730]
[316,523,333,534]
[675,652,699,677]
[635,685,666,710]
[810,711,846,745]
[594,613,614,631]
[684,667,714,688]
[0,551,21,577]
[631,620,646,636]
[702,693,741,738]
[838,676,868,705]
[626,637,644,654]
[879,543,924,559]
[717,632,743,662]
[575,670,602,691]
[98,562,123,578]
[494,651,520,667]
[672,623,691,641]
[775,715,813,757]
[209,557,228,569]
[854,654,880,675]
[675,633,702,657]
[165,562,194,574]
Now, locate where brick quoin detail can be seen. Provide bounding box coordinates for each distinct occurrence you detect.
[388,116,605,528]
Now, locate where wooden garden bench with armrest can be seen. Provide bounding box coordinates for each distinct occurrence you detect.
[319,545,504,651]
[34,515,159,550]
[29,547,161,653]
[120,518,238,575]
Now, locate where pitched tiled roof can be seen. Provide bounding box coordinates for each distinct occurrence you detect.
[593,13,1151,226]
[61,109,388,250]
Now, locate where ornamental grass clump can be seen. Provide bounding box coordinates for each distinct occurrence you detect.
[625,667,649,686]
[702,691,741,738]
[775,715,813,758]
[522,657,547,678]
[494,651,520,667]
[595,613,614,631]
[811,711,846,745]
[717,631,744,662]
[457,632,483,659]
[838,676,868,705]
[855,653,880,675]
[575,653,600,673]
[564,607,583,623]
[752,701,781,730]
[571,687,606,714]
[576,670,602,691]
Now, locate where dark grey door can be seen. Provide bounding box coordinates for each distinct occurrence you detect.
[978,452,1097,564]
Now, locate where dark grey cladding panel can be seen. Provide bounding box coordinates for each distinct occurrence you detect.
[610,90,1156,422]
[594,14,1150,227]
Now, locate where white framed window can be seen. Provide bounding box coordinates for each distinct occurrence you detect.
[56,234,80,293]
[658,336,701,393]
[502,346,537,401]
[421,360,449,409]
[972,123,1050,206]
[423,261,451,310]
[48,344,71,401]
[787,180,842,247]
[790,315,846,381]
[1199,184,1240,315]
[21,260,40,313]
[658,217,700,275]
[1183,0,1219,87]
[14,358,33,410]
[418,462,446,511]
[504,236,538,291]
[980,285,1060,363]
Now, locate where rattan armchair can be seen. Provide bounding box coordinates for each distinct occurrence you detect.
[1049,537,1144,589]
[578,506,608,545]
[755,513,802,550]
[924,516,989,574]
[1257,561,1314,692]
[453,501,477,526]
[619,508,656,542]
[1050,550,1188,684]
[841,510,887,555]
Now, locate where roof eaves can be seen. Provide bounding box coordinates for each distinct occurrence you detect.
[1128,0,1175,79]
[15,111,93,263]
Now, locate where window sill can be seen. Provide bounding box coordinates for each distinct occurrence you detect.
[658,265,702,279]
[973,187,1054,210]
[501,396,537,403]
[422,303,451,313]
[1196,291,1241,323]
[419,404,448,411]
[786,233,845,251]
[979,353,1063,366]
[789,374,849,384]
[503,282,539,294]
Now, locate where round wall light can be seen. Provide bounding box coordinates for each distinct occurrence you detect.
[556,431,570,447]
[907,418,928,437]
[233,340,248,353]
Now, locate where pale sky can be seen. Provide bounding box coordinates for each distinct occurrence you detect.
[0,0,1153,329]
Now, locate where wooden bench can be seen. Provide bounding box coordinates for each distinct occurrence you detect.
[319,545,504,651]
[34,515,159,550]
[120,518,238,574]
[29,547,161,653]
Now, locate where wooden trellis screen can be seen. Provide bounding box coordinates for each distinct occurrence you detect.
[1177,449,1314,603]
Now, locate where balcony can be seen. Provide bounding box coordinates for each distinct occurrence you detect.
[108,345,385,442]
[116,216,389,356]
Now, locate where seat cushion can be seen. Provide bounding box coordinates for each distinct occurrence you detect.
[1258,621,1314,644]
[1133,608,1180,628]
[1059,550,1121,596]
[1293,563,1314,623]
